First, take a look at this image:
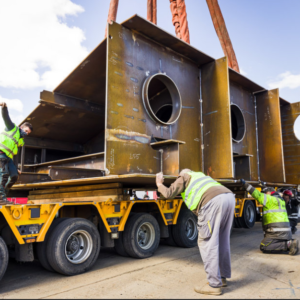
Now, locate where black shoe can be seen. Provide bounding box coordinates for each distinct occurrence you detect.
[291,227,297,234]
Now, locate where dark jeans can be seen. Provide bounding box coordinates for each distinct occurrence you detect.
[0,153,18,199]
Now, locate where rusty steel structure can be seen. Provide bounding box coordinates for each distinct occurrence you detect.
[11,15,300,195]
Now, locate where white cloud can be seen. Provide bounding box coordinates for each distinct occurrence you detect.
[0,0,88,90]
[240,68,247,76]
[268,71,300,90]
[0,95,23,112]
[0,95,24,132]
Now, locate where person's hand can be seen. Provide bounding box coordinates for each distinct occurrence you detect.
[18,169,21,175]
[156,172,164,187]
[240,179,246,186]
[0,102,7,107]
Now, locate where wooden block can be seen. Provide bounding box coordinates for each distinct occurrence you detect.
[27,194,129,205]
[29,183,123,195]
[28,188,124,200]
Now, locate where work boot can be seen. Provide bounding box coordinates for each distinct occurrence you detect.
[291,227,297,235]
[288,239,298,255]
[194,283,222,296]
[221,277,227,287]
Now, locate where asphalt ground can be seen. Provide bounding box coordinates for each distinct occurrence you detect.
[0,222,299,299]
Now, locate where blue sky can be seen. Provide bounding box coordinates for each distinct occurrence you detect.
[0,0,300,135]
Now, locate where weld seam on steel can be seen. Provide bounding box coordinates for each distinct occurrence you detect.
[204,110,218,116]
[200,69,204,173]
[254,96,260,180]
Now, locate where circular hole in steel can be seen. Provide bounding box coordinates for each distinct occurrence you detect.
[231,104,246,143]
[143,74,182,125]
[294,115,300,141]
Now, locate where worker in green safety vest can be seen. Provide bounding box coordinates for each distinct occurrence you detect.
[240,179,298,255]
[156,169,235,296]
[0,102,33,205]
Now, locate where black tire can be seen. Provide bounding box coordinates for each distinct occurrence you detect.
[237,215,246,228]
[233,216,240,228]
[0,236,8,281]
[36,218,68,272]
[239,201,256,229]
[46,218,100,276]
[172,209,198,248]
[123,213,160,259]
[114,232,129,257]
[165,225,178,247]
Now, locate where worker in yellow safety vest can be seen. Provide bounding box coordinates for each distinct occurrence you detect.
[0,102,33,204]
[156,169,235,296]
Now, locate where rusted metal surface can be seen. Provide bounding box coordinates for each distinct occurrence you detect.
[230,81,258,181]
[14,174,178,189]
[281,101,300,184]
[54,40,107,104]
[122,15,213,66]
[233,156,251,180]
[24,137,83,153]
[17,173,52,184]
[256,89,286,183]
[21,102,103,144]
[13,173,296,191]
[104,0,119,38]
[147,0,157,25]
[105,20,201,175]
[48,167,104,181]
[9,15,300,193]
[229,69,265,93]
[24,153,105,174]
[201,57,233,179]
[169,0,190,44]
[206,0,239,73]
[40,91,105,116]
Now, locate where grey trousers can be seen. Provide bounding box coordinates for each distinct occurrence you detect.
[197,193,235,288]
[260,238,288,253]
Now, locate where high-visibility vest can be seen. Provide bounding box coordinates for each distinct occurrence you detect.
[0,125,24,159]
[252,189,290,231]
[181,171,221,211]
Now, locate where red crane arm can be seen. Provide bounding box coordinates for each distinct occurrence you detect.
[105,0,119,38]
[147,0,157,25]
[206,0,240,72]
[169,0,190,44]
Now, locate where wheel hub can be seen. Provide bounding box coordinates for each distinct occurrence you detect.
[65,230,93,264]
[136,222,155,250]
[67,238,80,253]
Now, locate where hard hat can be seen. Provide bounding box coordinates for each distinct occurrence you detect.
[283,190,293,197]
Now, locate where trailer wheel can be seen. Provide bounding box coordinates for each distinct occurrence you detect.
[0,236,8,281]
[114,232,129,257]
[123,213,160,259]
[172,209,198,248]
[36,218,68,272]
[47,218,100,276]
[238,201,256,229]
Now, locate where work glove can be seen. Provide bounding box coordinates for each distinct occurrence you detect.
[240,179,246,186]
